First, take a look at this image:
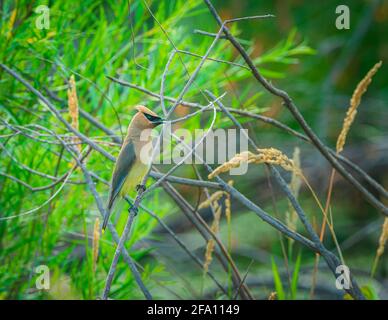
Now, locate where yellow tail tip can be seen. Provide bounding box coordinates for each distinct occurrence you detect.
[102,228,105,235]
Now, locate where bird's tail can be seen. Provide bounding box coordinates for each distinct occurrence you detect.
[103,190,117,232]
[102,197,115,232]
[102,209,110,232]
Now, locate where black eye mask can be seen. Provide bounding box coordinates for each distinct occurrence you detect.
[143,113,164,124]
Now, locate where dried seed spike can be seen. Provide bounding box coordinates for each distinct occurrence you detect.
[372,217,388,277]
[336,61,382,153]
[198,190,225,209]
[225,191,231,225]
[208,151,251,179]
[208,148,300,179]
[377,217,388,258]
[203,239,215,274]
[203,206,222,274]
[92,217,100,273]
[67,74,81,152]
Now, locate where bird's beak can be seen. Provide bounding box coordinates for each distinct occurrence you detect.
[152,117,165,126]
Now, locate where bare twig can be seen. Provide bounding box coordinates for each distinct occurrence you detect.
[160,50,177,115]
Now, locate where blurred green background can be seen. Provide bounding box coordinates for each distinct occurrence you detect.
[0,0,387,299]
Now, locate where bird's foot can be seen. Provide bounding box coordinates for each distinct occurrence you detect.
[129,204,138,217]
[136,184,146,193]
[125,197,138,217]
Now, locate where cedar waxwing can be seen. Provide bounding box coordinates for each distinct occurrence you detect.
[102,105,164,231]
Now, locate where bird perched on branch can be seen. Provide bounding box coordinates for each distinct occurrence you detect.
[102,105,164,231]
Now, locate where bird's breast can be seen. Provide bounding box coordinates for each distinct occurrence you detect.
[120,159,149,197]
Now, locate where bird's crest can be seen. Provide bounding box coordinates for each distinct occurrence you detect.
[135,105,159,117]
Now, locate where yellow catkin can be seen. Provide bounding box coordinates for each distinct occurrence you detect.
[203,206,222,274]
[92,217,100,273]
[208,148,300,179]
[377,217,388,258]
[67,75,81,151]
[336,61,382,153]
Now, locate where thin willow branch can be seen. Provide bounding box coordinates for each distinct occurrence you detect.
[177,49,249,70]
[194,29,228,39]
[102,198,138,299]
[0,165,78,192]
[160,50,177,115]
[0,138,84,185]
[150,172,222,190]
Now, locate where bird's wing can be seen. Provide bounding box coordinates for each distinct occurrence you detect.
[106,140,136,212]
